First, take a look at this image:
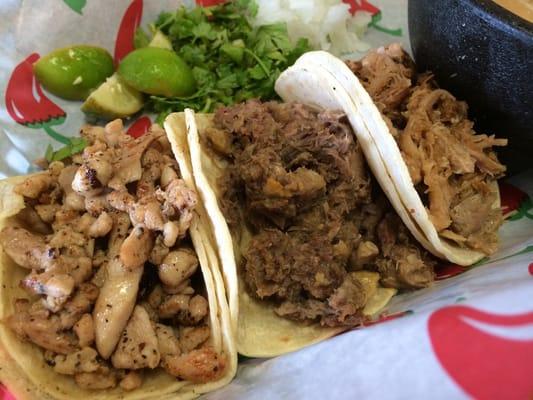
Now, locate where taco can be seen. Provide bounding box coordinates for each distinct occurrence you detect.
[166,90,444,357]
[0,120,236,399]
[275,45,507,266]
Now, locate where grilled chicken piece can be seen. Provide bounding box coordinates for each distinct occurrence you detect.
[178,295,209,325]
[60,283,99,329]
[119,371,143,391]
[108,127,165,190]
[155,324,181,358]
[88,212,113,238]
[120,225,154,269]
[93,258,143,359]
[0,226,56,270]
[179,326,211,353]
[74,314,95,347]
[158,249,198,288]
[5,311,76,354]
[158,294,190,319]
[156,178,197,236]
[107,212,131,259]
[14,172,53,199]
[54,347,100,375]
[162,347,225,383]
[20,205,54,231]
[111,306,160,369]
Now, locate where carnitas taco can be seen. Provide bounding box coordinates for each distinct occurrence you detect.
[276,45,507,266]
[0,120,236,399]
[166,93,443,357]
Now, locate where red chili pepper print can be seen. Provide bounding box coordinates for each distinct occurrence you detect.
[499,181,533,220]
[429,306,533,400]
[342,0,380,15]
[5,53,71,144]
[126,115,151,138]
[499,181,527,215]
[114,0,143,66]
[435,263,467,280]
[6,53,65,126]
[343,0,402,37]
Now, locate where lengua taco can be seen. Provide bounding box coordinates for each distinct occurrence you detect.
[166,86,446,356]
[276,46,507,266]
[0,120,236,399]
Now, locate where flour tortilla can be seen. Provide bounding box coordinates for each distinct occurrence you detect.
[0,161,236,399]
[173,109,396,358]
[275,51,500,266]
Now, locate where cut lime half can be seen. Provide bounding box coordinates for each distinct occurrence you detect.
[81,73,144,119]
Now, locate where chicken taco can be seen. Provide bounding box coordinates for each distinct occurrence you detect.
[167,88,445,356]
[276,46,507,266]
[0,120,236,399]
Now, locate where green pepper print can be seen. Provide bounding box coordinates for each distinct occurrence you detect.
[62,0,86,14]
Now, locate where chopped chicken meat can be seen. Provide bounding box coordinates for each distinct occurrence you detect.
[156,324,181,358]
[119,225,154,269]
[111,306,160,370]
[119,371,143,391]
[14,172,54,199]
[53,347,100,375]
[5,310,76,354]
[73,314,95,347]
[0,226,56,270]
[94,258,143,359]
[158,249,199,288]
[88,212,113,238]
[162,347,225,384]
[179,326,211,353]
[0,120,216,391]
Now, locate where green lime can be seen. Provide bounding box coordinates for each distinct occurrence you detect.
[34,45,114,100]
[117,47,196,97]
[149,31,173,50]
[81,73,144,119]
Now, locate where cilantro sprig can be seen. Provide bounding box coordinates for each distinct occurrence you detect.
[45,137,88,162]
[141,0,310,121]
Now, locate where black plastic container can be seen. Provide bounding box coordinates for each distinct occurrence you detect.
[408,0,533,174]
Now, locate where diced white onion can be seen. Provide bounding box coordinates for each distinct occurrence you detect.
[253,0,371,55]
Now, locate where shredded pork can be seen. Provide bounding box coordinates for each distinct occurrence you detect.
[347,44,507,254]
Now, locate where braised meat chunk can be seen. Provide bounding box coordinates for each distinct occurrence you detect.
[214,101,435,327]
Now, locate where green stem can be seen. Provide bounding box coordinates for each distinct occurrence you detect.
[243,48,269,76]
[42,123,71,145]
[369,13,403,37]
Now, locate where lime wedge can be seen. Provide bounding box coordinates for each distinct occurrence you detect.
[149,30,173,50]
[81,73,144,119]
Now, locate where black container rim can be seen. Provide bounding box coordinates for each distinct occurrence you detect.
[469,0,533,40]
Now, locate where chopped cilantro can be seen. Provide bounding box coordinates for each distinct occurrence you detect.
[140,0,310,121]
